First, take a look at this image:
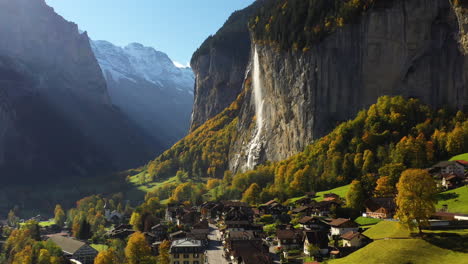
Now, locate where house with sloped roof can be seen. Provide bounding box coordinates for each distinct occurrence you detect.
[170,239,205,264]
[327,218,358,236]
[225,239,271,264]
[303,230,329,255]
[48,235,98,264]
[431,161,466,177]
[364,197,396,219]
[340,231,371,248]
[276,229,304,250]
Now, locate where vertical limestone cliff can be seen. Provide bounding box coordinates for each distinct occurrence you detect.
[229,0,468,172]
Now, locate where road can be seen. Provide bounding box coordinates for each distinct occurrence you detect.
[206,224,229,264]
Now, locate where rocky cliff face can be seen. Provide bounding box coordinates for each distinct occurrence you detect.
[229,0,468,172]
[0,0,157,182]
[91,40,194,147]
[189,0,266,131]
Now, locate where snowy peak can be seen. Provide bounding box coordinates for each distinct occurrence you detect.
[91,40,194,93]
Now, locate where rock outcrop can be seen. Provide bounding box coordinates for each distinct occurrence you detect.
[228,0,468,172]
[189,0,266,131]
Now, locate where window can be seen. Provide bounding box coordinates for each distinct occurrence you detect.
[193,253,199,258]
[173,262,179,264]
[194,261,199,264]
[183,262,189,264]
[174,254,179,259]
[183,254,189,258]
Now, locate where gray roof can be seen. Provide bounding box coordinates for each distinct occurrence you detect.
[171,238,202,247]
[48,235,90,255]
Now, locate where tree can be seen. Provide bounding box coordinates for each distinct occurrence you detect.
[38,249,51,264]
[157,240,171,264]
[374,176,395,197]
[242,183,261,205]
[7,210,19,227]
[94,249,119,264]
[124,232,154,264]
[395,169,438,234]
[346,180,365,210]
[76,218,92,240]
[54,204,66,228]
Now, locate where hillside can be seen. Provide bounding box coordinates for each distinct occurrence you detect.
[329,239,468,264]
[437,186,468,214]
[133,96,468,203]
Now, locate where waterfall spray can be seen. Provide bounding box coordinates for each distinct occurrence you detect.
[246,46,264,170]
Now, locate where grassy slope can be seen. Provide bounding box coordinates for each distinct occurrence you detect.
[363,221,410,239]
[437,186,468,214]
[354,217,382,226]
[91,244,109,252]
[329,239,468,264]
[450,153,468,161]
[287,184,351,204]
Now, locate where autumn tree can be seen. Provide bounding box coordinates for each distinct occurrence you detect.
[346,180,365,210]
[242,183,261,205]
[157,240,171,264]
[125,232,155,264]
[374,176,395,197]
[54,204,66,228]
[396,169,438,234]
[38,249,51,264]
[94,248,119,264]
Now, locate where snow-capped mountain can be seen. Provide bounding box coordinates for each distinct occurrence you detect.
[91,40,194,94]
[91,40,194,148]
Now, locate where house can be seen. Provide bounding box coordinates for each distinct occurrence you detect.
[431,161,466,177]
[170,239,205,264]
[323,193,340,202]
[440,174,463,189]
[297,216,328,231]
[340,231,371,248]
[48,235,98,264]
[169,230,187,240]
[224,220,252,232]
[303,230,329,255]
[364,198,396,219]
[291,205,313,216]
[150,224,168,241]
[327,218,359,237]
[311,201,341,216]
[106,224,135,239]
[276,229,304,250]
[225,239,271,264]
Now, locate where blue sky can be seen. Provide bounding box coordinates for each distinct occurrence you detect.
[45,0,255,66]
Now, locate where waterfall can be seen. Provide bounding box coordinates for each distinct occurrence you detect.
[246,46,265,170]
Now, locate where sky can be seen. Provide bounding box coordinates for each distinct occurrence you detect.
[45,0,255,67]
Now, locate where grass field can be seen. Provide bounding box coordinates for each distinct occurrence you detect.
[354,217,382,226]
[437,186,468,214]
[91,244,109,252]
[450,153,468,161]
[363,221,410,239]
[328,239,468,264]
[287,184,351,204]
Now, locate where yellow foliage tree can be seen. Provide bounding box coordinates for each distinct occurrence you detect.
[242,183,261,205]
[157,240,171,264]
[396,169,437,234]
[374,176,395,197]
[124,232,154,264]
[94,248,119,264]
[54,204,66,228]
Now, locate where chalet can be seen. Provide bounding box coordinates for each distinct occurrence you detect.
[276,229,304,250]
[48,235,98,264]
[225,230,258,241]
[177,210,201,226]
[170,239,205,264]
[291,205,314,215]
[303,230,329,255]
[431,161,466,177]
[169,230,187,240]
[188,229,209,244]
[364,198,396,219]
[340,231,371,248]
[311,201,341,216]
[327,218,359,236]
[323,193,340,202]
[258,200,287,216]
[200,202,222,220]
[297,216,328,231]
[150,224,168,241]
[293,197,312,206]
[224,220,252,232]
[440,174,463,189]
[106,224,134,239]
[225,239,271,264]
